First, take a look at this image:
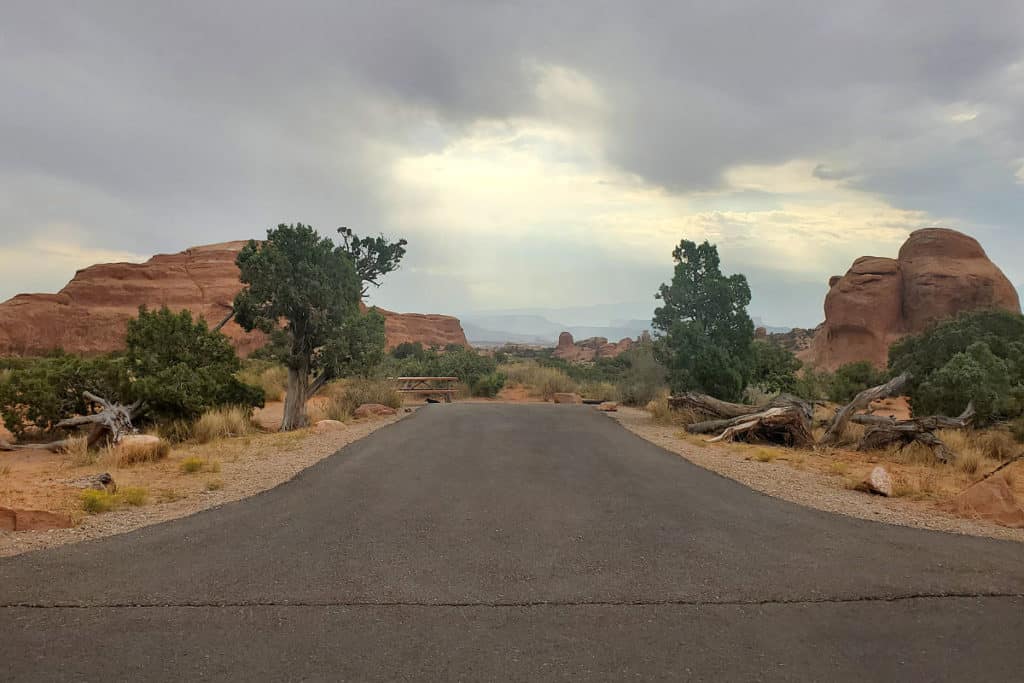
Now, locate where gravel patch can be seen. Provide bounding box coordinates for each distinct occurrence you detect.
[610,406,1024,543]
[0,413,407,557]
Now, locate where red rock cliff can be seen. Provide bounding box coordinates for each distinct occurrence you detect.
[0,241,468,357]
[803,228,1020,370]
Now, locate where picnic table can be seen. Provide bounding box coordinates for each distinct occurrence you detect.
[393,377,459,403]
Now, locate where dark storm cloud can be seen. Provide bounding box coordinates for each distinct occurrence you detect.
[2,1,1022,320]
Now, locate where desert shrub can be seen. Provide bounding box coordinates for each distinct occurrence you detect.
[237,360,288,402]
[192,406,255,444]
[501,362,577,399]
[889,310,1024,423]
[615,346,667,406]
[113,438,171,466]
[0,353,129,440]
[179,456,205,474]
[156,419,194,444]
[126,306,264,422]
[391,341,427,360]
[118,487,148,506]
[749,341,801,394]
[327,378,402,418]
[579,381,618,403]
[472,372,507,398]
[828,362,888,404]
[382,344,498,389]
[793,368,832,401]
[80,489,116,514]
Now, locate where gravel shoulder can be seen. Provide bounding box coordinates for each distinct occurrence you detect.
[610,406,1024,543]
[0,412,406,557]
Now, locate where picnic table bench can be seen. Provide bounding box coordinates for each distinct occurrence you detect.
[393,376,459,403]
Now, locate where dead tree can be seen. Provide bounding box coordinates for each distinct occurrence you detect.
[0,392,143,453]
[683,394,816,448]
[701,406,816,448]
[853,402,975,464]
[819,373,910,447]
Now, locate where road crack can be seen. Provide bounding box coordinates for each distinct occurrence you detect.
[3,592,1022,610]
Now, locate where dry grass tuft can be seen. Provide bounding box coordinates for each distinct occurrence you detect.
[827,460,849,476]
[118,486,148,506]
[325,378,402,420]
[179,456,205,474]
[500,362,578,400]
[579,381,618,403]
[64,435,95,466]
[752,448,778,463]
[976,429,1018,462]
[0,463,11,477]
[193,407,256,444]
[109,438,171,467]
[646,395,698,427]
[205,479,224,491]
[237,362,289,402]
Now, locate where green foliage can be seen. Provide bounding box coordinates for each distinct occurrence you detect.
[750,341,802,394]
[792,368,831,401]
[337,226,408,297]
[0,353,128,439]
[391,341,426,360]
[889,310,1024,423]
[472,372,507,398]
[126,306,263,421]
[652,239,755,401]
[827,361,888,404]
[80,489,116,514]
[384,345,498,388]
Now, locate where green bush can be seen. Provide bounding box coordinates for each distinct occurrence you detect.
[237,360,288,402]
[749,341,801,394]
[472,372,507,398]
[0,353,128,439]
[578,381,618,403]
[614,346,667,406]
[383,345,498,389]
[828,362,888,404]
[80,489,116,514]
[126,306,264,421]
[889,310,1024,423]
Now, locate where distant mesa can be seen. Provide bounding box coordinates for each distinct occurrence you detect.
[0,241,468,357]
[800,228,1020,370]
[552,330,640,361]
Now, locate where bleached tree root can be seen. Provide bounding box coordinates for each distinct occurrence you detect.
[692,406,816,448]
[820,373,910,447]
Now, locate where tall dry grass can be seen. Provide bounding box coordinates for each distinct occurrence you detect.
[237,361,289,402]
[578,381,618,403]
[193,407,256,444]
[499,362,577,400]
[106,438,171,467]
[326,378,402,420]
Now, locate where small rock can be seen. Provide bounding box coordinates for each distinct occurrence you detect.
[596,402,619,412]
[859,466,893,497]
[67,472,117,493]
[553,393,583,404]
[313,419,346,433]
[353,403,398,418]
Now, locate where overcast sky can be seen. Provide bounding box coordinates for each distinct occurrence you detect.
[2,1,1022,327]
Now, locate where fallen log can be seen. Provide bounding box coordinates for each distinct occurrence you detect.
[820,373,910,446]
[667,393,754,420]
[854,402,975,464]
[696,406,815,448]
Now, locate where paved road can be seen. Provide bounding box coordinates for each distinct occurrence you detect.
[2,404,1024,681]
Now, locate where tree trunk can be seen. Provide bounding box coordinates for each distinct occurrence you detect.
[281,362,311,431]
[694,406,816,448]
[820,373,910,446]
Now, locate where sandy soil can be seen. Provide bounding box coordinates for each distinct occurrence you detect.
[0,408,408,557]
[611,406,1024,543]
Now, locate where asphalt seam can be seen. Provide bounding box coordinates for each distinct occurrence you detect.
[3,591,1022,609]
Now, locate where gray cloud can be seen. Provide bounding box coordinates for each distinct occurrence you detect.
[2,1,1022,326]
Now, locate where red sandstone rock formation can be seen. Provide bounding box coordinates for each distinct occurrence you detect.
[0,241,468,357]
[552,331,636,362]
[803,228,1020,370]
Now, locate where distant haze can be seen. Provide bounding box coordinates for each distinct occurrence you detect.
[3,3,1023,328]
